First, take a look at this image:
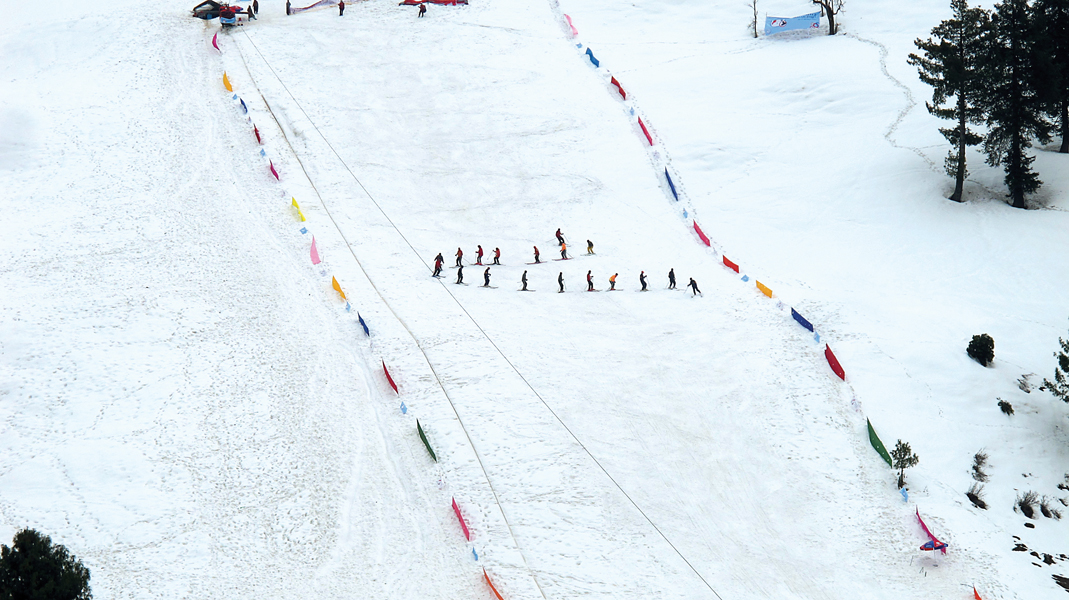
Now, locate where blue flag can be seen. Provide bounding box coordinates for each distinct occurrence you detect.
[472,548,479,561]
[585,47,600,68]
[300,227,308,234]
[665,168,678,201]
[400,402,407,414]
[741,275,749,282]
[358,313,370,337]
[791,308,814,332]
[240,98,248,114]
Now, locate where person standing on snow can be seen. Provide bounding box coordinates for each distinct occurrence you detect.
[586,270,594,291]
[286,0,291,14]
[521,270,528,291]
[483,267,491,287]
[586,240,594,255]
[688,277,701,296]
[640,271,647,291]
[417,2,426,16]
[456,264,464,284]
[493,247,501,265]
[455,247,464,267]
[555,228,564,246]
[668,268,676,289]
[533,246,541,263]
[253,0,258,14]
[560,242,568,260]
[476,245,484,265]
[609,273,617,290]
[338,0,344,15]
[247,5,256,19]
[432,253,444,277]
[558,272,565,293]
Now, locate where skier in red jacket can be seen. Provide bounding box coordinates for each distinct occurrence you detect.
[455,247,463,267]
[533,246,540,263]
[493,247,501,265]
[586,270,594,291]
[476,245,484,265]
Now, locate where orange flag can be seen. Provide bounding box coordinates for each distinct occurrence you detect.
[223,72,233,92]
[332,276,346,300]
[756,281,773,298]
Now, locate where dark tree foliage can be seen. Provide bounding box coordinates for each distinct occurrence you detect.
[967,333,995,366]
[908,0,992,201]
[1032,0,1069,153]
[981,0,1052,208]
[0,529,91,600]
[1042,326,1069,402]
[891,439,920,488]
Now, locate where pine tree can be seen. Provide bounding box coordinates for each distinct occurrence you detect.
[1033,0,1069,153]
[0,529,92,600]
[981,0,1052,208]
[1043,326,1069,402]
[891,439,920,488]
[908,0,992,202]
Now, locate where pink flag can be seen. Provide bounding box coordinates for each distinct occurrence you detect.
[452,497,471,540]
[269,161,280,180]
[693,220,711,246]
[564,14,578,36]
[310,237,321,265]
[916,508,947,554]
[638,117,654,145]
[212,32,220,51]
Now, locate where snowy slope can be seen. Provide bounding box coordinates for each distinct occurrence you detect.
[0,0,1066,598]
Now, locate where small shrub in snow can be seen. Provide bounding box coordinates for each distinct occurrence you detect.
[971,449,989,482]
[967,483,988,509]
[1043,327,1069,402]
[1017,490,1039,518]
[968,334,994,366]
[891,440,920,489]
[1040,496,1056,518]
[998,397,1014,415]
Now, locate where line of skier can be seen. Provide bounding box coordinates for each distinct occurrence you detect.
[430,228,702,295]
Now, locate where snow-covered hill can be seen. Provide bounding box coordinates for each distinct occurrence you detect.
[1,0,1066,598]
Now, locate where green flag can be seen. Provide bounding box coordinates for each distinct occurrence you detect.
[417,420,437,463]
[867,419,892,467]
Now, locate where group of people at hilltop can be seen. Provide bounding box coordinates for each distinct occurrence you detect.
[429,228,702,295]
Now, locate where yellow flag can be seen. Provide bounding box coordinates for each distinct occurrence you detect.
[756,281,773,298]
[332,276,346,301]
[223,72,233,92]
[291,198,306,221]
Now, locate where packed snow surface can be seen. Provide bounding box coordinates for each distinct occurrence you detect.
[1,0,1067,598]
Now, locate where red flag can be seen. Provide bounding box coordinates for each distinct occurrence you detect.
[638,117,653,145]
[382,360,398,394]
[269,161,279,180]
[825,344,846,380]
[452,497,470,540]
[973,586,983,600]
[723,255,739,272]
[483,568,505,600]
[253,126,262,144]
[610,76,627,100]
[693,220,710,246]
[212,32,220,51]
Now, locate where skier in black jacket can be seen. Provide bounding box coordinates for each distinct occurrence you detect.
[456,264,464,284]
[640,271,647,291]
[558,272,565,293]
[521,270,528,291]
[688,278,701,296]
[483,267,491,287]
[668,268,676,289]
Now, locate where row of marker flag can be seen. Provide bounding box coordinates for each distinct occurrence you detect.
[210,35,507,599]
[562,15,986,592]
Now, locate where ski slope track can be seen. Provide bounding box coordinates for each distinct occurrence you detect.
[1,0,1067,598]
